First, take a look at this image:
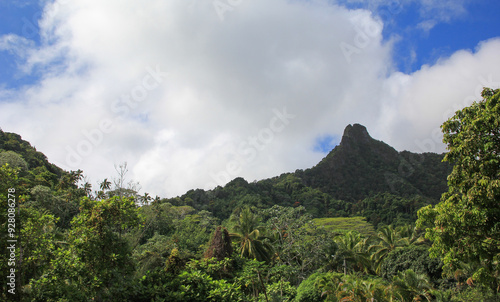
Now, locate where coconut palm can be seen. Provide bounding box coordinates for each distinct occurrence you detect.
[392,269,432,301]
[230,207,273,262]
[334,231,373,274]
[397,224,425,246]
[333,274,389,302]
[370,225,409,274]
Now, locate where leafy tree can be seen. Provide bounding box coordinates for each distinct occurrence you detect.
[296,272,327,302]
[133,202,175,245]
[0,150,28,172]
[172,212,217,256]
[0,164,19,301]
[233,258,269,299]
[381,245,443,284]
[230,207,273,262]
[28,185,79,228]
[19,207,59,288]
[30,196,140,301]
[259,280,296,302]
[417,88,500,292]
[133,232,172,277]
[262,205,336,283]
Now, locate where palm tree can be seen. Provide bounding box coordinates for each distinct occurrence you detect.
[357,278,387,302]
[392,269,432,302]
[315,272,344,300]
[317,273,391,302]
[100,178,111,191]
[397,224,425,246]
[83,181,92,197]
[230,208,273,262]
[141,192,152,205]
[334,231,373,274]
[369,225,409,274]
[96,178,112,200]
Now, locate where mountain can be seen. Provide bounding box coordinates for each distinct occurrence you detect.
[300,123,451,202]
[167,124,452,225]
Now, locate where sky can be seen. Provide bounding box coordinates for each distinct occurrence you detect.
[0,0,499,198]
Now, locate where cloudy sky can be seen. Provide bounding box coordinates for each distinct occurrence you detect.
[1,0,499,197]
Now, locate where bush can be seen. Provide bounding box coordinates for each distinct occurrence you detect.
[449,285,499,302]
[381,245,442,284]
[260,281,296,302]
[295,272,326,302]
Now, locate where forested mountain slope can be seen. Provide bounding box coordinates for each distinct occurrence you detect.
[166,124,452,225]
[300,123,450,201]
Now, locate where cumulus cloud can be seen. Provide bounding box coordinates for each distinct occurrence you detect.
[375,38,500,152]
[0,0,499,197]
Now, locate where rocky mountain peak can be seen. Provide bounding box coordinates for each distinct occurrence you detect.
[340,123,372,147]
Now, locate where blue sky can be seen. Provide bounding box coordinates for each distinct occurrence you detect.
[387,0,500,72]
[336,0,500,72]
[0,0,499,197]
[314,134,340,153]
[0,1,42,88]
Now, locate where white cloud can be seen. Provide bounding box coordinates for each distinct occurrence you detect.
[0,0,499,197]
[373,38,500,152]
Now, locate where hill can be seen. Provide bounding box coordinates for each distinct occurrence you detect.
[0,129,65,182]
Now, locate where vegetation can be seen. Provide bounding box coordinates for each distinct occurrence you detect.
[311,216,375,236]
[418,87,500,294]
[0,88,498,300]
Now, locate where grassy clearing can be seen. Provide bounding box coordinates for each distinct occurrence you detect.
[312,216,375,236]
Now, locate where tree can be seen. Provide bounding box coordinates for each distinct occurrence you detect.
[315,272,390,302]
[0,151,28,172]
[100,178,111,191]
[369,225,409,275]
[392,269,432,302]
[381,245,443,284]
[333,231,372,274]
[295,272,327,302]
[19,207,59,288]
[205,226,233,261]
[0,164,19,301]
[417,88,500,292]
[29,196,140,301]
[230,207,273,262]
[262,205,335,284]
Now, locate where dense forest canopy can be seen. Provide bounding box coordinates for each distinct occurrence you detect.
[0,88,499,301]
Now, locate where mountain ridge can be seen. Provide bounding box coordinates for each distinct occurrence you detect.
[166,123,451,222]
